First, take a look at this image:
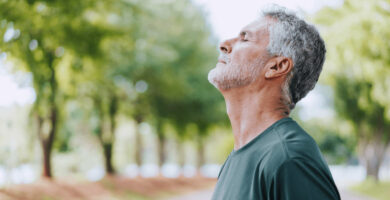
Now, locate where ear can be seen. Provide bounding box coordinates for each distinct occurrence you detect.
[264,57,293,79]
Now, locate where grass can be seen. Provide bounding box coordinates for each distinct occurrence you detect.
[121,191,151,200]
[350,179,390,200]
[41,196,56,200]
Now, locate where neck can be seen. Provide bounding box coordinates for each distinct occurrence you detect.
[221,84,289,150]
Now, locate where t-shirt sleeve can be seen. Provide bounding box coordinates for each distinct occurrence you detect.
[269,159,340,200]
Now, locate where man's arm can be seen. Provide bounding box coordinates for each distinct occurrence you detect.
[269,158,340,200]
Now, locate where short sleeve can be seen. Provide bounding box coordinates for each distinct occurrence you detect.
[269,159,340,200]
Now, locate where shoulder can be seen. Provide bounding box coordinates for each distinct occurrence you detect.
[273,118,323,161]
[269,158,340,200]
[260,119,327,179]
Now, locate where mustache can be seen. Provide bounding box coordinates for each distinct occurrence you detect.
[218,54,230,63]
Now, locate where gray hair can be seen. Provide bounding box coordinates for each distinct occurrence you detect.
[261,5,326,110]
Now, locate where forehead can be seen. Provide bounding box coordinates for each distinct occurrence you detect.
[241,17,274,36]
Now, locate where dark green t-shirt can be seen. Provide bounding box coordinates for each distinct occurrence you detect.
[211,117,340,200]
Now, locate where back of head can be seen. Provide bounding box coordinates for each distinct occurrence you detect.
[262,5,326,110]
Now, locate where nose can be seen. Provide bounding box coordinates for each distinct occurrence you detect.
[219,39,233,54]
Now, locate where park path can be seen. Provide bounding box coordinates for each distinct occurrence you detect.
[165,188,375,200]
[339,189,375,200]
[164,189,214,200]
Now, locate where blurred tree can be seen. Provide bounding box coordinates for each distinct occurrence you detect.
[0,0,127,177]
[315,0,390,181]
[142,0,226,171]
[0,0,96,178]
[112,0,227,172]
[1,0,227,178]
[65,59,126,175]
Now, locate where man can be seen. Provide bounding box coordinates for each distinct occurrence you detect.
[208,5,341,200]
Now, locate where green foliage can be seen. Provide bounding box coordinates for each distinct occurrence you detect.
[0,0,227,173]
[112,0,227,138]
[351,180,390,200]
[314,0,390,179]
[315,0,390,127]
[212,131,234,163]
[318,133,353,164]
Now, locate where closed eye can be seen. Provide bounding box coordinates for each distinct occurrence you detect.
[240,31,249,41]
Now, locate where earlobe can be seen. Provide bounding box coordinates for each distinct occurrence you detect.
[265,70,273,78]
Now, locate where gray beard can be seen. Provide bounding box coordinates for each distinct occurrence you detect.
[208,61,263,90]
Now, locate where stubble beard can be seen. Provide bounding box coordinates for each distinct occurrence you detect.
[208,58,264,90]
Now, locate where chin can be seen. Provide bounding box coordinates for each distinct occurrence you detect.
[207,68,219,88]
[208,70,231,91]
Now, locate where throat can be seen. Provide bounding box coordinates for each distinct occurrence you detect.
[223,89,288,150]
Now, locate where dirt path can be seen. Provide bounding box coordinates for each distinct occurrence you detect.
[165,189,214,200]
[0,177,376,200]
[0,176,217,200]
[339,189,375,200]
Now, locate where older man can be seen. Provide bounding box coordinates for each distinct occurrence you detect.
[208,6,340,200]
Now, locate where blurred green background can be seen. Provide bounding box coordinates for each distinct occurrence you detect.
[0,0,389,199]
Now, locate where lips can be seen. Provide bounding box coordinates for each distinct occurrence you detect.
[218,54,229,64]
[218,59,226,64]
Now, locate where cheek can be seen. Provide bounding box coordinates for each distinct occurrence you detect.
[231,45,264,65]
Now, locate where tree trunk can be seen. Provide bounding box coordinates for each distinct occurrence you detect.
[366,158,381,181]
[41,139,53,178]
[358,133,390,182]
[157,133,166,169]
[177,141,186,177]
[40,107,57,178]
[177,141,186,168]
[103,95,118,175]
[103,143,115,174]
[41,52,57,178]
[134,120,143,168]
[196,136,205,174]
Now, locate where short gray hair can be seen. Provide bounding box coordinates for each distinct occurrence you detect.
[261,6,326,110]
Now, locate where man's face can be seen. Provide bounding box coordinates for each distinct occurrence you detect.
[208,18,271,90]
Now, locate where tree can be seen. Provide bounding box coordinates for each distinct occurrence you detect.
[1,0,227,178]
[110,0,227,172]
[0,0,121,177]
[314,0,390,181]
[141,0,226,172]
